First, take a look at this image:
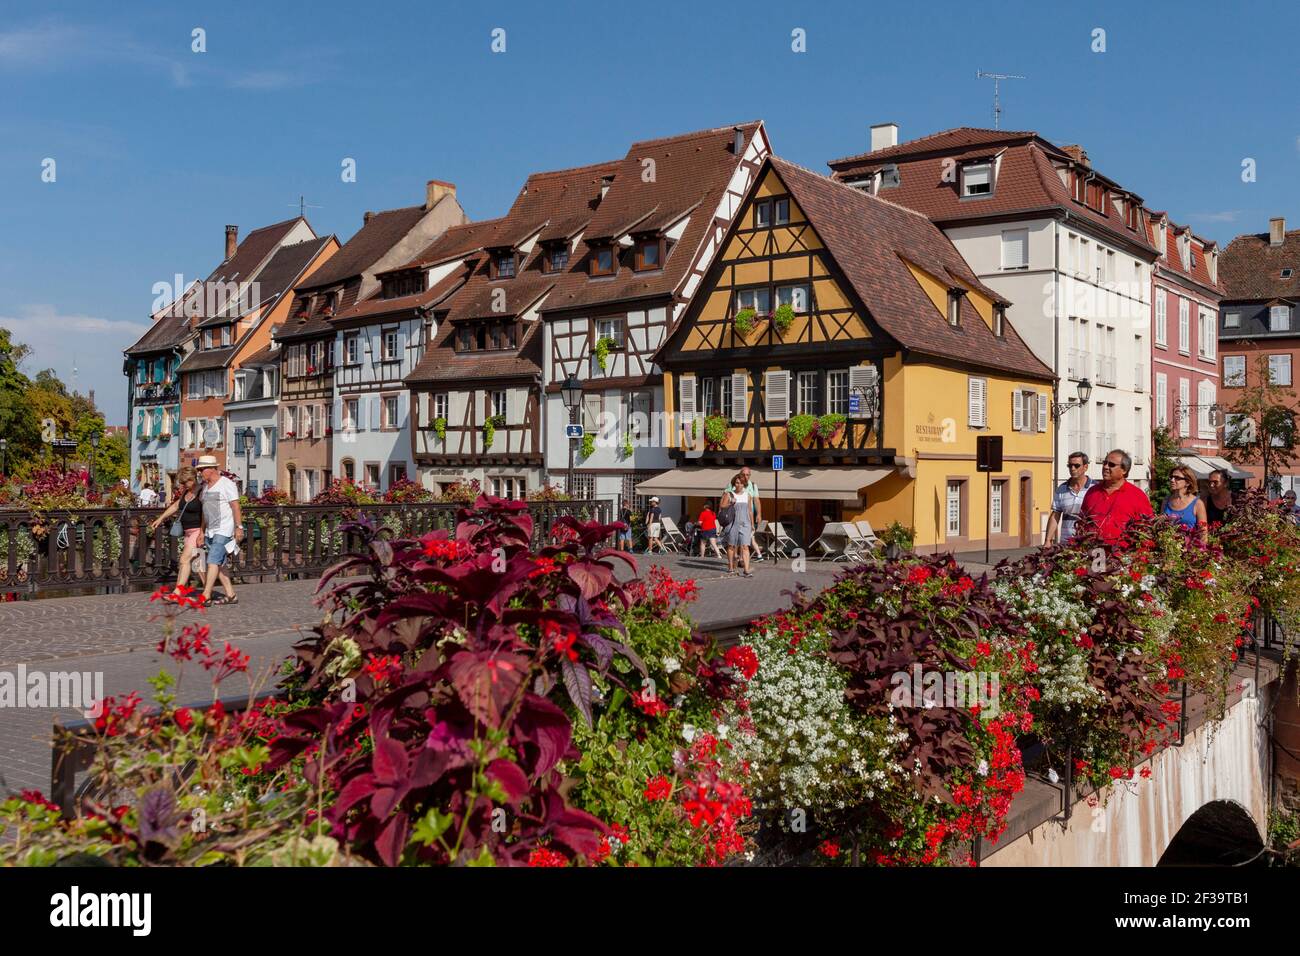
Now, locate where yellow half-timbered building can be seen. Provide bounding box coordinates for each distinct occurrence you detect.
[645,156,1056,552]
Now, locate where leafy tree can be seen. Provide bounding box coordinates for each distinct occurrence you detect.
[1147,425,1182,508]
[1222,354,1300,495]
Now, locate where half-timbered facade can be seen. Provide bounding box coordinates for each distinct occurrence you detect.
[327,184,468,493]
[650,156,1056,551]
[541,123,769,513]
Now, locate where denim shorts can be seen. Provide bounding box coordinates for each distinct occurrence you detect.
[207,533,233,566]
[616,529,632,543]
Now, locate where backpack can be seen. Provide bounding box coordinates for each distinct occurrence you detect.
[717,497,736,528]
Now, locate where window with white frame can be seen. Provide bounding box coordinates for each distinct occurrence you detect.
[221,326,231,347]
[284,405,298,437]
[1224,310,1241,329]
[735,287,771,315]
[345,334,360,365]
[1271,305,1291,332]
[967,377,987,427]
[796,371,819,415]
[389,463,407,487]
[365,463,380,488]
[1198,381,1216,438]
[1198,309,1216,359]
[701,377,716,415]
[596,317,623,343]
[961,162,992,197]
[383,395,399,430]
[492,390,508,421]
[1178,298,1190,353]
[946,481,963,536]
[433,393,448,422]
[233,373,245,402]
[1001,229,1028,270]
[827,370,849,415]
[383,330,399,362]
[1155,372,1168,427]
[720,376,733,419]
[1155,290,1167,347]
[776,284,811,312]
[1270,354,1292,386]
[1224,355,1246,388]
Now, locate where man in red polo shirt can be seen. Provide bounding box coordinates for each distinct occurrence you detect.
[1079,448,1153,545]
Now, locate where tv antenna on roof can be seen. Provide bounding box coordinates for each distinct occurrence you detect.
[976,71,1025,129]
[288,195,322,218]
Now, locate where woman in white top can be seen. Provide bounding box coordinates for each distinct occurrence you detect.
[720,473,753,577]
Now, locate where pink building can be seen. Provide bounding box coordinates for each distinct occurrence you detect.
[1145,213,1223,458]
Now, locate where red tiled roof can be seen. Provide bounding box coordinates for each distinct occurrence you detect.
[1146,216,1222,295]
[196,236,335,329]
[330,262,472,326]
[1220,229,1300,301]
[828,129,1156,256]
[542,122,766,314]
[296,205,432,291]
[389,219,506,271]
[769,156,1053,381]
[406,319,543,385]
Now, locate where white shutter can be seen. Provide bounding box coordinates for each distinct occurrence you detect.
[398,392,410,428]
[764,370,790,421]
[849,364,877,417]
[678,374,697,418]
[968,377,987,428]
[370,398,381,432]
[1037,393,1049,433]
[1012,389,1024,431]
[731,372,748,421]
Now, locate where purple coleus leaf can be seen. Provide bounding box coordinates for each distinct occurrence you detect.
[137,786,179,847]
[560,657,594,727]
[512,694,572,778]
[375,810,410,867]
[447,648,528,728]
[486,758,530,804]
[566,559,614,601]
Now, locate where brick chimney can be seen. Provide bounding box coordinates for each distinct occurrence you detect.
[1271,217,1286,247]
[425,180,456,210]
[225,225,238,260]
[870,123,898,152]
[1061,144,1090,168]
[363,211,374,225]
[731,126,745,155]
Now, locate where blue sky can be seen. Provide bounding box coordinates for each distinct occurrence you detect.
[2,0,1298,424]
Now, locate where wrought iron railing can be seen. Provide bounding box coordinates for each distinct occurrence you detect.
[0,500,613,595]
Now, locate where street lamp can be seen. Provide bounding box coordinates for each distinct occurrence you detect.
[238,427,255,494]
[560,374,583,495]
[1051,378,1093,421]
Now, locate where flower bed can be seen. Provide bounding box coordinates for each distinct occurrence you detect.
[3,497,1297,867]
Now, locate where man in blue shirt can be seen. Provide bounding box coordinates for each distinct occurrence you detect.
[1045,451,1096,545]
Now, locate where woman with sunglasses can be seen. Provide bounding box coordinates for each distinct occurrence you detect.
[1160,464,1208,544]
[148,467,205,598]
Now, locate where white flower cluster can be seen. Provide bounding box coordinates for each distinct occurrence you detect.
[733,627,902,814]
[994,575,1097,710]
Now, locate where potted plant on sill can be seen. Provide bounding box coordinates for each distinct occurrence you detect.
[814,413,846,445]
[483,414,506,449]
[703,414,730,450]
[786,413,817,447]
[433,416,447,443]
[772,303,796,337]
[732,306,759,338]
[594,336,619,373]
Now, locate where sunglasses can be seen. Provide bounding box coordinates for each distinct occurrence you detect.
[1102,461,1124,469]
[1068,462,1086,469]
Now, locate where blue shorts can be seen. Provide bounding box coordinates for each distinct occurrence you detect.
[616,529,633,543]
[207,534,233,566]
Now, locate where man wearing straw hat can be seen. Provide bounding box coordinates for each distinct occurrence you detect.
[195,455,243,606]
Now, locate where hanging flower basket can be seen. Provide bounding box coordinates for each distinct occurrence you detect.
[772,303,796,336]
[703,414,730,450]
[787,414,817,446]
[732,307,759,338]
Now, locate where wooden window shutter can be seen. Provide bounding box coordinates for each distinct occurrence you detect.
[764,370,790,421]
[1037,393,1049,433]
[678,374,697,418]
[968,377,987,427]
[1012,389,1024,432]
[848,364,877,417]
[731,372,748,422]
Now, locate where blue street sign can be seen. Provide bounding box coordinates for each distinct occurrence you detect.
[565,424,583,440]
[772,455,783,471]
[849,394,861,415]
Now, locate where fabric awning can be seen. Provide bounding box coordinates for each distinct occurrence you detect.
[635,466,894,501]
[1175,455,1251,481]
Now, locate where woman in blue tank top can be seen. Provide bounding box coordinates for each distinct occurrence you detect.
[1161,465,1207,543]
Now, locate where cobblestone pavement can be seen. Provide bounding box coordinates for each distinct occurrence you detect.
[0,546,1029,795]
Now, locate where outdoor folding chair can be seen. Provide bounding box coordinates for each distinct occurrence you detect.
[809,522,861,562]
[852,520,883,551]
[659,516,688,552]
[767,522,801,559]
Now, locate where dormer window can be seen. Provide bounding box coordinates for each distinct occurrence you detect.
[221,325,231,347]
[454,321,517,352]
[634,237,663,272]
[492,251,517,280]
[1282,269,1294,279]
[203,329,214,349]
[544,245,569,274]
[590,245,616,277]
[947,289,965,327]
[994,306,1006,338]
[1125,199,1138,230]
[382,272,424,299]
[961,162,992,198]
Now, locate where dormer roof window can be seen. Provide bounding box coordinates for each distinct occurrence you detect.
[590,244,616,277]
[543,244,569,275]
[633,236,664,272]
[947,288,966,327]
[961,162,992,198]
[382,272,424,299]
[492,250,517,280]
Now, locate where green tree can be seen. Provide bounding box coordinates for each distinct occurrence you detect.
[1223,354,1300,495]
[1148,425,1182,508]
[0,327,40,475]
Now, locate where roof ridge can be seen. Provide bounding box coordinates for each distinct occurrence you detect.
[771,155,937,225]
[524,159,622,181]
[627,120,762,151]
[828,126,1038,165]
